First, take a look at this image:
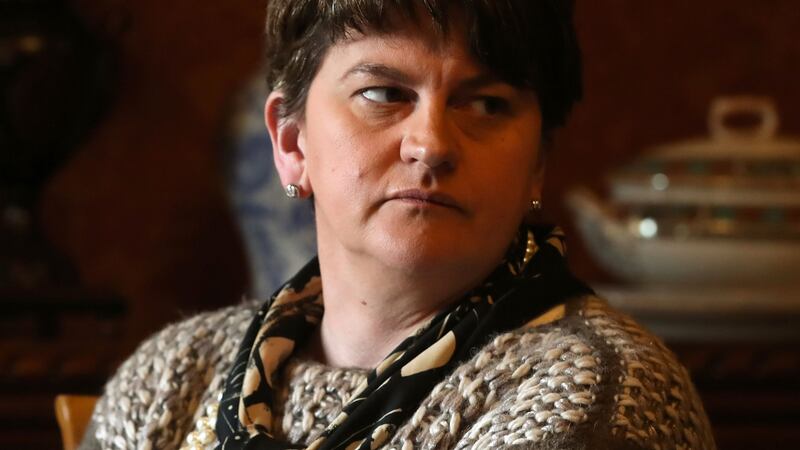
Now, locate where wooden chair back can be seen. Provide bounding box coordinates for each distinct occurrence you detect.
[54,395,98,450]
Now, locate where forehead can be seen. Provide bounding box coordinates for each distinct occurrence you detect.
[324,15,482,78]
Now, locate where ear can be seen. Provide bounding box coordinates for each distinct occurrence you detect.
[529,148,547,201]
[265,91,311,197]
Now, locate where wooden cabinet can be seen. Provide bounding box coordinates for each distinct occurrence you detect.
[0,289,126,449]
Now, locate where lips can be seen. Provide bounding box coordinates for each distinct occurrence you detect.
[387,189,464,212]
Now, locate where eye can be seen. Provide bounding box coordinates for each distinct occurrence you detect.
[359,87,408,103]
[467,97,511,116]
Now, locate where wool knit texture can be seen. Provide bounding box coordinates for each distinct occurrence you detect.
[79,296,715,450]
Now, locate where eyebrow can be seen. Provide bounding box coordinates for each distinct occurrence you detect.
[340,63,415,85]
[340,62,504,92]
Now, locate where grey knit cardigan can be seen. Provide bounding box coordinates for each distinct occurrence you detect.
[79,295,716,450]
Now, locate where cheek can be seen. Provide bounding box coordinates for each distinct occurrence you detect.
[505,109,544,172]
[474,143,540,219]
[304,112,389,200]
[505,129,543,190]
[489,141,540,187]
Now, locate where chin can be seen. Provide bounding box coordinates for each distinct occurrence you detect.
[370,230,496,279]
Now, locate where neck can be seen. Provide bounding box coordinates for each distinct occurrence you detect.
[307,245,480,369]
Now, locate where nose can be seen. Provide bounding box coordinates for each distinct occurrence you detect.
[400,102,457,171]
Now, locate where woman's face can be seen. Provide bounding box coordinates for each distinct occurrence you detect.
[274,18,544,282]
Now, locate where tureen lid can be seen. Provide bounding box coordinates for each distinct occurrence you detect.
[610,96,800,207]
[648,96,800,160]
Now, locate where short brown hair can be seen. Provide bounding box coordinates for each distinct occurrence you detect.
[264,0,582,135]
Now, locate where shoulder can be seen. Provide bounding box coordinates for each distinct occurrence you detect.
[425,295,715,449]
[83,300,260,450]
[551,296,715,449]
[470,295,716,449]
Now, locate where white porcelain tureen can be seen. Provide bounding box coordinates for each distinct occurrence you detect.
[566,96,800,285]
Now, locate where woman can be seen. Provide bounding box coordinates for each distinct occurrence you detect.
[81,1,715,449]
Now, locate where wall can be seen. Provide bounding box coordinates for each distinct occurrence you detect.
[551,1,800,279]
[40,1,800,344]
[40,0,267,344]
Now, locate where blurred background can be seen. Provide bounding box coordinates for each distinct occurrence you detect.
[1,0,798,448]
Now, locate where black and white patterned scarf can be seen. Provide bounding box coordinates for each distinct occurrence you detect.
[215,224,592,450]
